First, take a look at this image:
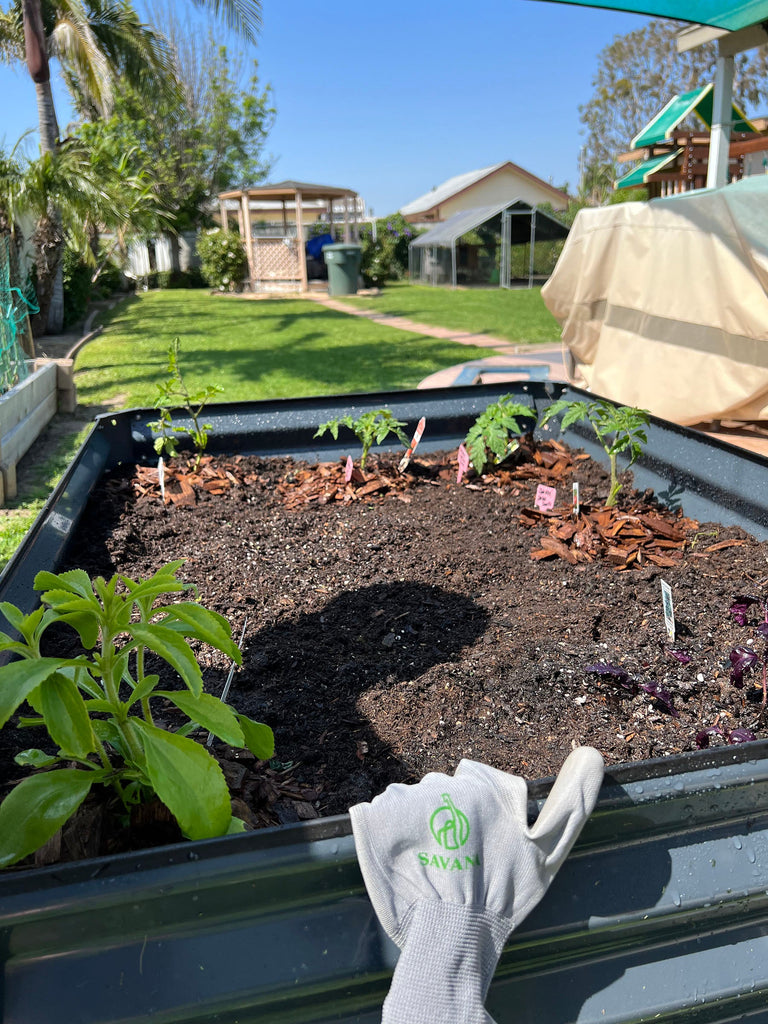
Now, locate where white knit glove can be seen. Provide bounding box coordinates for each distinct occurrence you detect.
[349,747,604,1024]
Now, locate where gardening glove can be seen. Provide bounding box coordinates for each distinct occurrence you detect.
[349,746,603,1024]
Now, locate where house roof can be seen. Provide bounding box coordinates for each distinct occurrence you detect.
[399,162,569,217]
[410,201,569,247]
[218,181,357,201]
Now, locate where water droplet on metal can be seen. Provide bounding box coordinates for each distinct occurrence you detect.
[734,837,743,851]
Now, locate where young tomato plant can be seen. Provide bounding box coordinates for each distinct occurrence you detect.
[0,562,274,868]
[463,396,537,475]
[540,398,650,507]
[314,409,410,472]
[148,338,223,472]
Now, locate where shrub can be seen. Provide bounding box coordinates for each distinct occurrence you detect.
[359,213,421,286]
[197,230,249,291]
[62,248,92,328]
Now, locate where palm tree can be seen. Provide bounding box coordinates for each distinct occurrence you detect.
[0,0,261,330]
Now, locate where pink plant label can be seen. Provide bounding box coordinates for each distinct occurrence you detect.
[535,484,557,511]
[344,455,354,482]
[399,416,426,472]
[457,444,470,483]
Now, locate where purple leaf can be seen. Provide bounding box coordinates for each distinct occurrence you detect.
[585,662,635,691]
[695,726,723,749]
[727,727,758,744]
[730,596,758,626]
[729,645,759,686]
[668,649,692,664]
[639,680,679,717]
[758,622,768,640]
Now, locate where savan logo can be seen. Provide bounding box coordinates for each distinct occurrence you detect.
[419,792,481,870]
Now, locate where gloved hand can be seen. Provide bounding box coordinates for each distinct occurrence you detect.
[349,747,604,1024]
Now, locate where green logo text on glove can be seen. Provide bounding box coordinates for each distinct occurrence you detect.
[430,793,470,850]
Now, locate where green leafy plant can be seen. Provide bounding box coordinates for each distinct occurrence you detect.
[196,228,249,291]
[314,409,410,472]
[148,338,223,471]
[0,561,274,868]
[464,396,537,475]
[540,398,650,507]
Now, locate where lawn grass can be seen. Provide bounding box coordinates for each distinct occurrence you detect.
[76,290,497,409]
[0,420,92,572]
[341,282,561,346]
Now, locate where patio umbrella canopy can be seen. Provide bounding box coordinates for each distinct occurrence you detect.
[540,0,768,30]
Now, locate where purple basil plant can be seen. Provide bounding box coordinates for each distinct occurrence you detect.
[728,595,768,712]
[585,662,679,718]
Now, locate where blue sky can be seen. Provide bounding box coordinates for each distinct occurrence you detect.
[0,0,650,215]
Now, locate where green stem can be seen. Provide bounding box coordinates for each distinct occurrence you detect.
[136,644,154,726]
[606,452,620,507]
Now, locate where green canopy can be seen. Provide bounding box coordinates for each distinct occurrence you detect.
[631,84,757,147]
[540,0,768,31]
[615,149,682,188]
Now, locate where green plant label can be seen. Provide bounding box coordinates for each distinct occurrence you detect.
[535,484,557,512]
[429,793,470,850]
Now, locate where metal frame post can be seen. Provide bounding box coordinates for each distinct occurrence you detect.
[707,45,735,189]
[528,207,537,288]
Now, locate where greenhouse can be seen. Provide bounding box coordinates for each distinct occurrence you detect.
[408,200,570,289]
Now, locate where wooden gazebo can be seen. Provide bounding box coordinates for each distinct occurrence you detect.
[217,181,361,292]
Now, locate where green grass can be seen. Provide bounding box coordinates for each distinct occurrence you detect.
[341,282,561,346]
[76,290,497,409]
[0,420,92,572]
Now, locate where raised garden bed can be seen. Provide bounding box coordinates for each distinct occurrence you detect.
[2,382,768,1024]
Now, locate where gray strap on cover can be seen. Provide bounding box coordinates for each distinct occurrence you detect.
[349,747,604,1023]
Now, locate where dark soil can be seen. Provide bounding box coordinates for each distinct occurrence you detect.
[3,442,768,860]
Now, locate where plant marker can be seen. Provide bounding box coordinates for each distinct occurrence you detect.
[207,618,248,747]
[457,443,470,483]
[535,484,557,512]
[661,580,675,642]
[399,417,426,473]
[572,482,580,518]
[158,457,165,504]
[344,455,354,483]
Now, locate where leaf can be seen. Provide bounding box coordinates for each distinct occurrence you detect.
[155,690,245,746]
[14,749,57,768]
[227,816,247,834]
[0,769,97,868]
[130,624,203,696]
[0,658,66,729]
[121,561,188,605]
[57,612,100,649]
[39,673,96,758]
[155,603,240,661]
[132,719,232,839]
[237,714,275,760]
[126,674,160,709]
[34,568,94,599]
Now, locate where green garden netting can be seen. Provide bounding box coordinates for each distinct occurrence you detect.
[0,236,34,395]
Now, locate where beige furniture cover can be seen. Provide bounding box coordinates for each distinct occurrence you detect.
[541,176,768,424]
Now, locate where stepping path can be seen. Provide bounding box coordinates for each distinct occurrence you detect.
[304,292,568,386]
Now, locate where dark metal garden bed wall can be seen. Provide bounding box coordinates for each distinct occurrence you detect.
[3,743,768,1024]
[3,385,768,1022]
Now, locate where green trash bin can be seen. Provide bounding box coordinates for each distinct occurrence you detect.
[322,243,362,296]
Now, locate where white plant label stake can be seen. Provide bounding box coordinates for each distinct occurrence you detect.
[535,484,557,512]
[572,482,580,518]
[661,580,675,642]
[206,618,248,747]
[457,443,470,484]
[158,457,165,504]
[399,417,426,473]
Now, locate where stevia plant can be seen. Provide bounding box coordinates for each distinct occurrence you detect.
[0,561,274,868]
[540,398,650,507]
[463,395,537,475]
[148,338,223,472]
[314,409,410,472]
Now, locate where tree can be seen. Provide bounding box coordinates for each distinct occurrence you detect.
[0,0,262,329]
[579,19,768,202]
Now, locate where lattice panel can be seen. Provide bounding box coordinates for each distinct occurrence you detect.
[252,238,300,281]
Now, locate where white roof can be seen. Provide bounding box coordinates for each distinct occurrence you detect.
[399,163,506,216]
